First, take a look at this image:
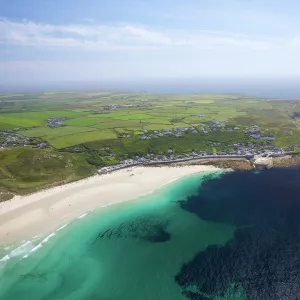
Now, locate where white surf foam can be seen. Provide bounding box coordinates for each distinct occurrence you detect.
[22,232,57,259]
[0,255,10,263]
[56,223,69,232]
[9,241,33,257]
[3,220,72,263]
[78,213,88,219]
[29,232,56,254]
[0,240,35,266]
[1,211,92,266]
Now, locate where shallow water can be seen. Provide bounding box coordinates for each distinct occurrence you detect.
[1,167,300,300]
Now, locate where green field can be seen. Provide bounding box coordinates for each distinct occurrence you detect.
[1,92,300,149]
[1,91,300,196]
[19,126,98,139]
[0,110,85,129]
[1,92,300,150]
[47,130,117,148]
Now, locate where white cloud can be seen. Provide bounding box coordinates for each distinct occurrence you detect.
[1,17,298,53]
[1,16,300,84]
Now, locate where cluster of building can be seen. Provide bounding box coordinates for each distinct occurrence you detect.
[117,132,132,138]
[290,112,300,121]
[208,120,228,129]
[209,140,296,157]
[103,103,149,111]
[244,125,275,141]
[98,139,300,174]
[133,99,149,103]
[98,144,292,174]
[131,120,278,143]
[98,152,251,174]
[138,127,199,140]
[0,130,50,149]
[0,130,30,148]
[231,142,286,157]
[103,104,124,110]
[48,117,69,128]
[192,114,205,117]
[194,120,240,135]
[199,120,239,133]
[137,120,241,141]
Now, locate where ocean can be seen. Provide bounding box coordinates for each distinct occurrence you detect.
[1,167,300,300]
[2,79,300,98]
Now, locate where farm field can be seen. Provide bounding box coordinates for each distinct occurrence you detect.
[1,92,300,150]
[47,130,118,148]
[19,126,98,139]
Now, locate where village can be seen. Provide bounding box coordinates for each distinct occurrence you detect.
[0,129,50,149]
[47,117,69,128]
[138,120,230,140]
[98,142,295,174]
[137,121,276,141]
[244,125,276,141]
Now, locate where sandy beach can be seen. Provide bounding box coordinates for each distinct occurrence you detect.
[0,165,221,245]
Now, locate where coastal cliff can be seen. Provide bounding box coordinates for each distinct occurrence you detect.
[153,158,254,170]
[273,155,300,167]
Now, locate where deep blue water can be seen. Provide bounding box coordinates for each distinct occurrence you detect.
[176,167,300,300]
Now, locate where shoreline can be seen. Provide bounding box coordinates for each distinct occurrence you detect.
[1,155,299,202]
[0,165,223,246]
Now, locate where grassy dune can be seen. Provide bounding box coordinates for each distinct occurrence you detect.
[0,148,96,198]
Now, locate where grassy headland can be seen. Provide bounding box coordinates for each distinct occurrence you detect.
[0,148,95,200]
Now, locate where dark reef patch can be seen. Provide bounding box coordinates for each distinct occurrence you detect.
[93,216,171,244]
[179,168,300,227]
[176,167,300,300]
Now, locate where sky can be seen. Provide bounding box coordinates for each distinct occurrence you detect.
[1,0,300,91]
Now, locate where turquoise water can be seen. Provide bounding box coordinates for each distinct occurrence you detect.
[0,171,236,300]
